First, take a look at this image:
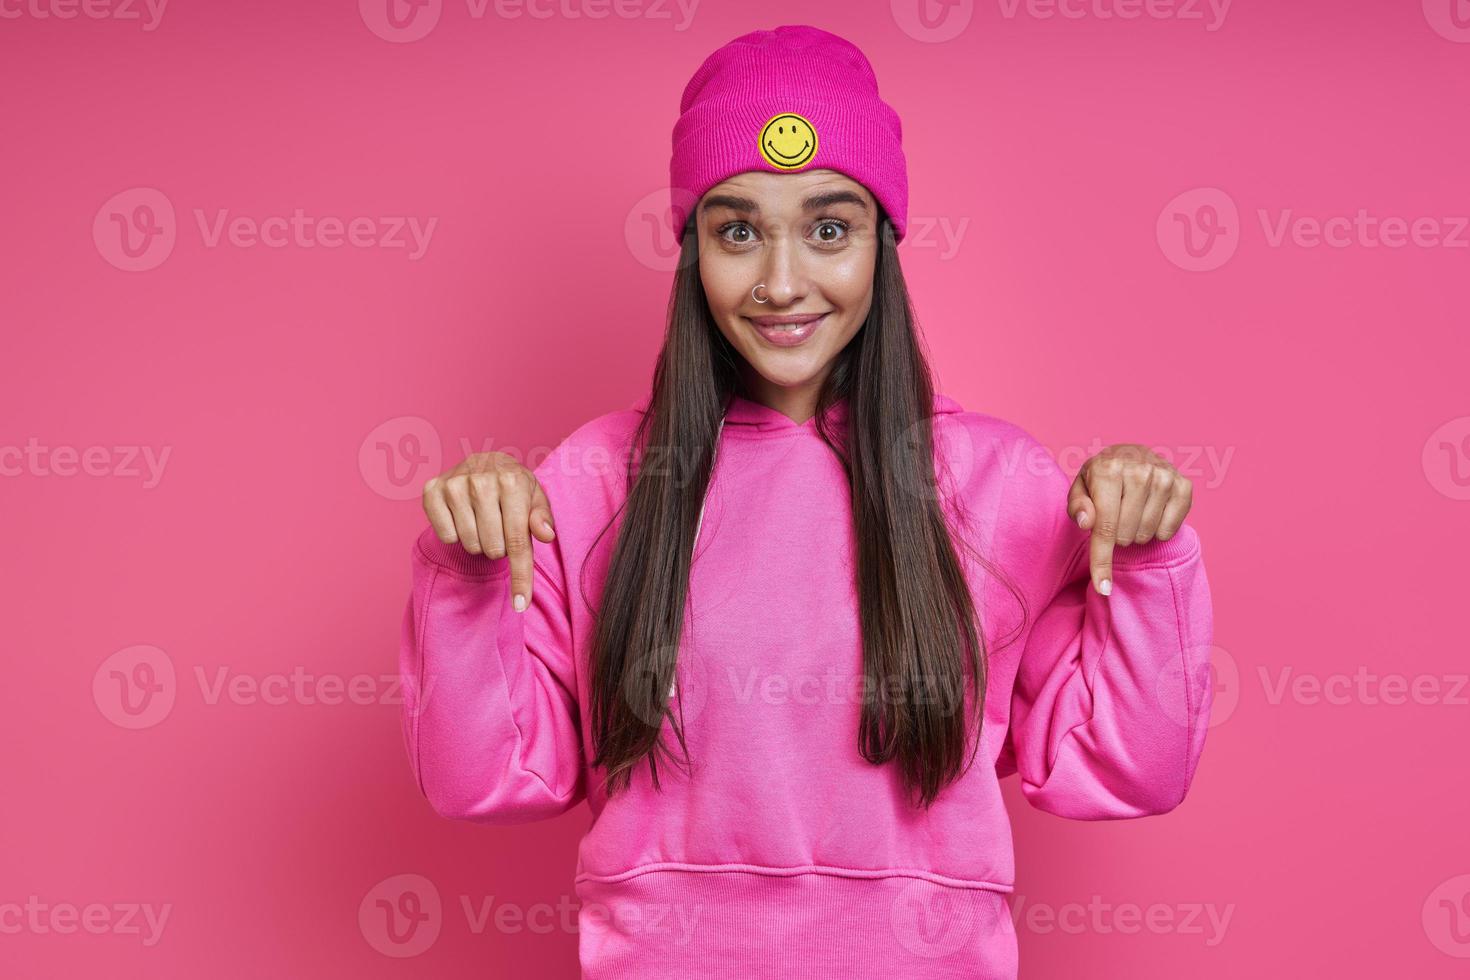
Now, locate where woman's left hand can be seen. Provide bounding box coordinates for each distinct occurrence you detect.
[1067,444,1193,598]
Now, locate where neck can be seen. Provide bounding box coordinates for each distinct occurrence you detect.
[737,365,827,426]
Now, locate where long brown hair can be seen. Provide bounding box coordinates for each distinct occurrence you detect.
[583,212,1014,809]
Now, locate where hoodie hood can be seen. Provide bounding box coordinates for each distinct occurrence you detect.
[628,389,965,433]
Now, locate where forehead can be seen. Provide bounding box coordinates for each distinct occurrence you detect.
[701,169,873,208]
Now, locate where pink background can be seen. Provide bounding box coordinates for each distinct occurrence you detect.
[3,0,1468,976]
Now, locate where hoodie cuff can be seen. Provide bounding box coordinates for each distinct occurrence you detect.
[1110,522,1201,568]
[413,526,511,578]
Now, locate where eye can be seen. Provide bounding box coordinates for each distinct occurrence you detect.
[716,221,757,246]
[813,219,848,244]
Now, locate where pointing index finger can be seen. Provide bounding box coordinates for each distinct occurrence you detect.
[1087,468,1122,597]
[499,472,535,613]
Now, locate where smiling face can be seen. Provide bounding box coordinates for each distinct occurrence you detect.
[695,168,879,420]
[758,113,818,170]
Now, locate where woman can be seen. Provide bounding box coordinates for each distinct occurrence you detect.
[400,24,1214,979]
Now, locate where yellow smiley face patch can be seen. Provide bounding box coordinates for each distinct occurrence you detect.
[758,112,818,170]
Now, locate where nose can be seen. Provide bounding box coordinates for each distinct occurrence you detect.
[757,234,809,308]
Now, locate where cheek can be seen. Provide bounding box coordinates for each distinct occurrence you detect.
[699,254,744,311]
[824,251,875,306]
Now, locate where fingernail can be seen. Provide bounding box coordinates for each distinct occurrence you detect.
[1076,512,1087,529]
[545,523,555,539]
[1097,578,1112,596]
[513,594,527,612]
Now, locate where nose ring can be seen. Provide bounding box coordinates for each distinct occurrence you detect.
[752,283,769,304]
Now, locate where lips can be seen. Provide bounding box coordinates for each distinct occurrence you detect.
[750,312,826,328]
[747,312,829,348]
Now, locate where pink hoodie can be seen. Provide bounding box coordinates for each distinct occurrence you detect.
[398,390,1214,978]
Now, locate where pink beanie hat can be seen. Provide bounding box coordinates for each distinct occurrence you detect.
[669,24,909,244]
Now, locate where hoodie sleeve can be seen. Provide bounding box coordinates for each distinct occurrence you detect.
[1000,437,1215,821]
[398,522,586,824]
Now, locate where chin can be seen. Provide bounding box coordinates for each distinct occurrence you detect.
[744,357,826,390]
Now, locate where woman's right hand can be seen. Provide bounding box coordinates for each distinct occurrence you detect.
[421,453,557,612]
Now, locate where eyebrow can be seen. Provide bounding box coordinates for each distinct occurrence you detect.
[699,189,870,219]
